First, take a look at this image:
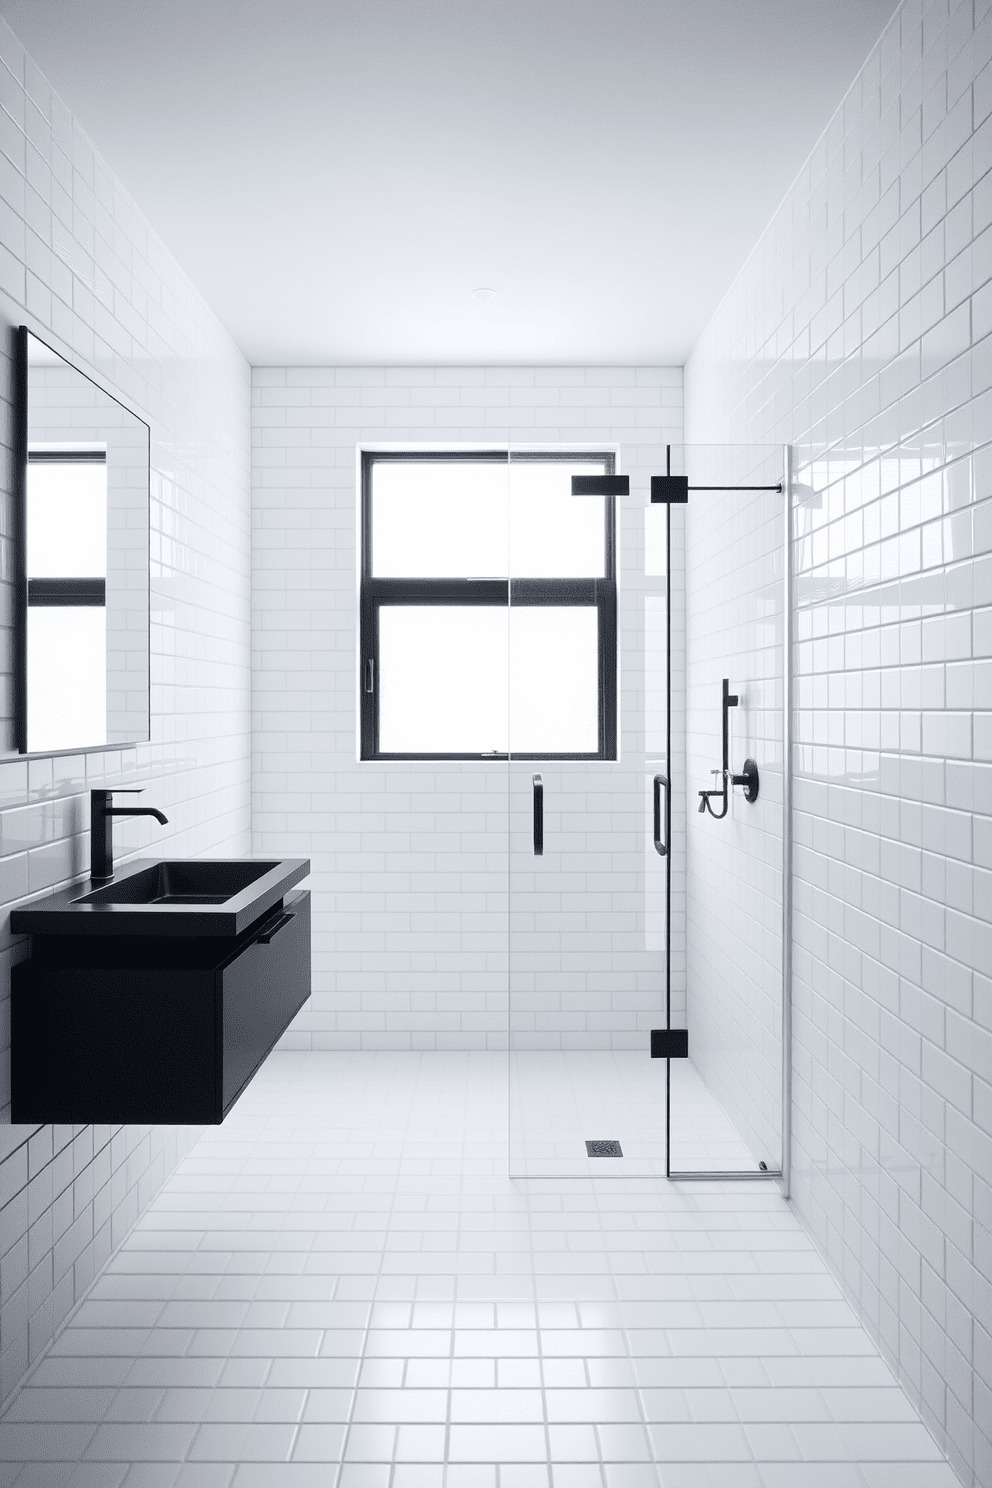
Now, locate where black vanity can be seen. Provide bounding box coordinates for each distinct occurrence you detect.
[9,333,312,1129]
[11,856,311,1125]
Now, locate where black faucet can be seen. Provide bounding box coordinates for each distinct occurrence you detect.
[90,789,168,880]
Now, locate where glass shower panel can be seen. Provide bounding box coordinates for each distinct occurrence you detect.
[504,439,788,1182]
[669,444,787,1177]
[507,442,670,1178]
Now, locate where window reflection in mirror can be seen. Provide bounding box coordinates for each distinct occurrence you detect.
[18,329,150,755]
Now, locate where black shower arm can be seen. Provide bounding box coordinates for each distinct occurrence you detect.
[663,444,783,493]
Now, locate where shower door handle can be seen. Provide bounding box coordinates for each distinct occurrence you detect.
[653,773,670,857]
[532,774,543,856]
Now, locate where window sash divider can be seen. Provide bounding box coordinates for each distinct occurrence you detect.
[365,578,509,605]
[27,450,106,464]
[364,578,610,606]
[27,577,107,607]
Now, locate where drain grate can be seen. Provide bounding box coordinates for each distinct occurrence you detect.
[586,1140,623,1157]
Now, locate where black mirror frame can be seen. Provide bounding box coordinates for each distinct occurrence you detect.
[13,325,28,754]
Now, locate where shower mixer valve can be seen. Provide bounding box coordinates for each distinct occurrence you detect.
[698,679,760,818]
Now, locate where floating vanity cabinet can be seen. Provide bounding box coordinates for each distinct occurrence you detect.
[11,884,310,1125]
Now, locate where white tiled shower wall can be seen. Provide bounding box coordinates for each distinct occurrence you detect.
[685,0,992,1483]
[250,369,684,1050]
[0,23,251,1406]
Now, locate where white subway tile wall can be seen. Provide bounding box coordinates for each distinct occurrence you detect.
[0,20,251,1405]
[685,0,991,1482]
[250,369,684,1051]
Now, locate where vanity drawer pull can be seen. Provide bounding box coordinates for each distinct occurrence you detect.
[258,912,295,944]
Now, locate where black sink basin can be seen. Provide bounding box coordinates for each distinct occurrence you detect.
[11,857,310,937]
[74,860,279,907]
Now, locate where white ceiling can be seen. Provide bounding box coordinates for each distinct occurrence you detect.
[1,0,900,366]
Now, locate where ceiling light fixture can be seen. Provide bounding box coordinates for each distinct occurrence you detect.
[471,287,497,301]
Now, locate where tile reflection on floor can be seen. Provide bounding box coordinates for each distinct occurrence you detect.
[0,1051,953,1486]
[510,1052,759,1177]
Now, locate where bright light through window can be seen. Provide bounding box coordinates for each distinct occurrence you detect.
[377,605,600,756]
[26,452,109,752]
[379,607,508,754]
[371,459,606,580]
[28,607,106,752]
[508,462,606,578]
[27,459,107,577]
[372,461,508,578]
[509,607,599,754]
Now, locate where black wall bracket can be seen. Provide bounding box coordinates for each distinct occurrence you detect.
[737,757,759,803]
[650,473,688,503]
[651,1028,688,1059]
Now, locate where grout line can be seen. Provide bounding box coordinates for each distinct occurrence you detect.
[330,1061,405,1486]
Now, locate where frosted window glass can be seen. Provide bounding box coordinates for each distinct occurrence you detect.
[377,605,600,755]
[509,607,599,754]
[27,460,107,577]
[27,607,106,751]
[372,462,508,577]
[509,462,606,577]
[371,458,608,578]
[378,606,508,753]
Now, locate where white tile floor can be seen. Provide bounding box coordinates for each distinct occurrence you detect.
[0,1051,956,1487]
[510,1055,760,1177]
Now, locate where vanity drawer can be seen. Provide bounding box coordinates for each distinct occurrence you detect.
[220,892,310,1114]
[11,890,310,1125]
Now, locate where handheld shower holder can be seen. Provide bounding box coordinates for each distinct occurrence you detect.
[698,680,759,817]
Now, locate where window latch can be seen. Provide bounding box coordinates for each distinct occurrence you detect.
[365,659,374,693]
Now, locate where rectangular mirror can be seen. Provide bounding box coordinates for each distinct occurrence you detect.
[15,327,150,755]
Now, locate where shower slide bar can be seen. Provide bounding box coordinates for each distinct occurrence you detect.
[698,678,759,818]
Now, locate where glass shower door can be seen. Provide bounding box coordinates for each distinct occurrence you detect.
[505,439,790,1184]
[667,443,788,1179]
[507,442,670,1177]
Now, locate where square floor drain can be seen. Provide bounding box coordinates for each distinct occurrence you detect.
[586,1140,623,1157]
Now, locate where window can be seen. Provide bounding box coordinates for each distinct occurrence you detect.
[360,450,617,760]
[26,447,108,752]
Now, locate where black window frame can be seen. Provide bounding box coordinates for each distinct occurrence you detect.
[360,448,617,762]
